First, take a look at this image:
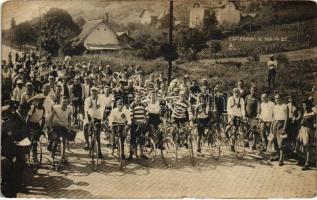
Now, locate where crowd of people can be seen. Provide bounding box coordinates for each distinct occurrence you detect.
[1,49,316,196]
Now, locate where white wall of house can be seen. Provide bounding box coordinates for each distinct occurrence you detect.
[217,2,240,26]
[84,23,119,47]
[189,7,206,28]
[140,10,154,26]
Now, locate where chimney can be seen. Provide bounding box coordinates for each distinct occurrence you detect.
[104,13,109,23]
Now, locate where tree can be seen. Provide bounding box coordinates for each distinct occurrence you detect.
[38,8,80,56]
[209,41,222,62]
[75,16,86,28]
[202,11,222,40]
[160,43,178,62]
[175,27,208,61]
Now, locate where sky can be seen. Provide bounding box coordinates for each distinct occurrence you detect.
[1,0,179,30]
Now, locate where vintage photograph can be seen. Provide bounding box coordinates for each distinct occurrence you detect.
[1,0,316,198]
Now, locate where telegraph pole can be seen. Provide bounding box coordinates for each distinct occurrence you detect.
[167,0,173,84]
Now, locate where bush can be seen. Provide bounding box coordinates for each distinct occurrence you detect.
[275,53,289,64]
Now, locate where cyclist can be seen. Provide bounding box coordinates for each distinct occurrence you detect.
[295,101,316,170]
[213,83,227,124]
[244,85,260,150]
[26,95,46,165]
[225,88,246,152]
[170,90,194,147]
[52,84,63,105]
[129,93,149,160]
[100,85,114,124]
[125,79,135,106]
[12,80,26,102]
[20,82,35,104]
[83,87,104,158]
[195,94,211,154]
[48,96,73,164]
[259,93,274,151]
[146,91,163,149]
[269,93,288,166]
[108,99,131,159]
[72,76,83,125]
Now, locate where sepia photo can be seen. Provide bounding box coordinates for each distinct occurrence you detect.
[1,0,316,198]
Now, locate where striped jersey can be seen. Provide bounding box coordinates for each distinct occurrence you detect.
[130,102,148,123]
[171,98,193,120]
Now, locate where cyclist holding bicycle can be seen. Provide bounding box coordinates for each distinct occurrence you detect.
[83,87,104,158]
[108,99,131,159]
[195,94,211,154]
[170,90,194,147]
[26,95,46,165]
[129,93,149,160]
[244,85,260,150]
[48,96,73,164]
[225,88,246,152]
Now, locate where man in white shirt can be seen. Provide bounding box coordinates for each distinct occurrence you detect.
[12,80,26,102]
[83,87,103,158]
[259,93,274,151]
[225,88,245,151]
[99,85,114,122]
[48,96,73,164]
[269,94,288,166]
[108,99,131,159]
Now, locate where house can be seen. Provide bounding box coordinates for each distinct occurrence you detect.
[189,0,241,29]
[139,9,159,26]
[78,13,133,51]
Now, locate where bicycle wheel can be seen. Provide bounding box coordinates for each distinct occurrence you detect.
[51,140,62,171]
[234,133,245,159]
[142,136,157,164]
[188,134,195,166]
[161,135,177,167]
[92,138,100,171]
[207,130,221,160]
[116,137,123,169]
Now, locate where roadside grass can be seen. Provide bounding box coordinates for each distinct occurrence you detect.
[70,53,317,103]
[198,18,317,59]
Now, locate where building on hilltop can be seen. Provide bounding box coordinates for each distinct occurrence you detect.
[189,0,241,29]
[78,13,133,52]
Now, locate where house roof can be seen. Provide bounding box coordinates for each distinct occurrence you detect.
[78,19,104,39]
[139,9,160,18]
[79,18,132,51]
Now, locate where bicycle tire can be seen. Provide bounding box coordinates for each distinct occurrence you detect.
[143,136,157,164]
[161,135,177,167]
[188,134,195,166]
[117,137,123,169]
[51,140,62,171]
[37,141,43,165]
[92,138,99,171]
[234,133,245,159]
[207,130,221,160]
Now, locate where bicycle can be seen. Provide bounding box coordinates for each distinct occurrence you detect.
[162,119,195,166]
[111,123,128,169]
[160,117,177,167]
[28,129,44,168]
[50,130,66,171]
[199,120,222,160]
[244,118,263,151]
[87,121,101,171]
[218,116,246,159]
[133,123,157,164]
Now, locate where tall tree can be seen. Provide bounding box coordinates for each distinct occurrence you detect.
[38,8,80,56]
[175,27,208,61]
